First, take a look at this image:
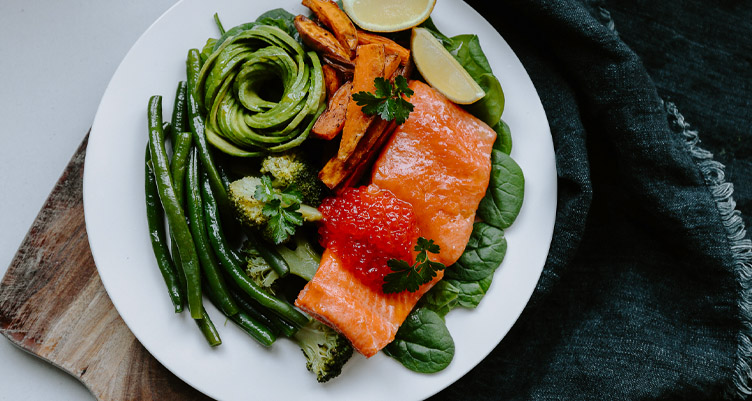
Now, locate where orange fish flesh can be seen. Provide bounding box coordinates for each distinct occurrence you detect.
[295,80,497,357]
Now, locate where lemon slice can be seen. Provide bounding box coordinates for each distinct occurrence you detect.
[410,27,485,104]
[342,0,436,33]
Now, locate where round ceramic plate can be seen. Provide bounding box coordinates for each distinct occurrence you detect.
[83,1,556,400]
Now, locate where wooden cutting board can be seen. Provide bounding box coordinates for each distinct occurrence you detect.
[0,134,211,401]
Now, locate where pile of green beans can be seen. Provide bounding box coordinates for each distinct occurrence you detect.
[144,51,311,347]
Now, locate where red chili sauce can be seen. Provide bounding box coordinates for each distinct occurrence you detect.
[318,186,418,291]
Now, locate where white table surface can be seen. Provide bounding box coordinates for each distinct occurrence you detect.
[0,1,178,399]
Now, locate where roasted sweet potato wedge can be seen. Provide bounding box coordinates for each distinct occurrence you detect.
[357,30,410,67]
[335,118,397,191]
[337,43,385,160]
[322,63,342,102]
[322,55,354,80]
[302,0,358,59]
[312,81,352,140]
[294,15,351,65]
[384,53,401,81]
[319,115,397,191]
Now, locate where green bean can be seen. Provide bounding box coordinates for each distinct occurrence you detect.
[170,81,189,144]
[186,148,239,316]
[167,131,193,298]
[231,246,309,327]
[263,308,299,338]
[252,235,290,278]
[203,282,275,347]
[148,95,203,319]
[229,287,274,327]
[144,146,184,313]
[198,158,310,327]
[195,306,222,347]
[170,131,193,207]
[169,236,187,303]
[186,48,230,213]
[162,121,172,146]
[230,312,276,347]
[216,162,234,194]
[213,13,226,36]
[229,285,298,338]
[200,166,245,268]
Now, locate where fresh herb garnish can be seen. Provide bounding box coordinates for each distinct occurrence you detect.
[352,75,415,125]
[255,175,304,244]
[382,237,446,294]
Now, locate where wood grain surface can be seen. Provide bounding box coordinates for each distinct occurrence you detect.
[0,135,210,401]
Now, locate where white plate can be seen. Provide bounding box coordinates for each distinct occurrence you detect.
[83,1,556,400]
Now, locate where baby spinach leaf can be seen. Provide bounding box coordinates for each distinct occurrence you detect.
[448,34,492,78]
[255,8,297,37]
[444,274,494,309]
[384,308,455,373]
[212,9,297,52]
[466,72,505,127]
[477,150,525,229]
[419,280,460,318]
[493,119,513,155]
[445,222,506,282]
[445,35,503,126]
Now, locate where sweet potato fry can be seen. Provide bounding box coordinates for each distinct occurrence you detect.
[312,81,352,140]
[302,0,358,59]
[294,15,351,64]
[357,30,410,67]
[322,64,342,102]
[319,116,397,191]
[335,119,397,191]
[384,53,401,81]
[322,55,354,80]
[337,43,385,160]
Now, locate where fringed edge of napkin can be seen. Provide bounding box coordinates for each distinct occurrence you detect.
[666,102,752,400]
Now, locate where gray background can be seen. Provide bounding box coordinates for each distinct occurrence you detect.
[0,1,177,399]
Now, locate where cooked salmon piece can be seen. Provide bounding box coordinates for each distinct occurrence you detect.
[295,80,496,357]
[296,247,438,357]
[371,80,497,264]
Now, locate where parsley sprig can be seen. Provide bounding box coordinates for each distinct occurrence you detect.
[255,175,304,244]
[382,237,446,294]
[352,75,415,125]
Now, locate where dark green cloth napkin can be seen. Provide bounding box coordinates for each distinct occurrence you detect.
[433,0,752,399]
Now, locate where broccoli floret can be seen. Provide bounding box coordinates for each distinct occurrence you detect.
[293,319,354,383]
[229,174,323,244]
[229,176,267,229]
[261,150,328,206]
[276,233,321,281]
[241,240,279,294]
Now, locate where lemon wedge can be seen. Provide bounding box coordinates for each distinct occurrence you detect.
[410,27,485,104]
[342,0,436,33]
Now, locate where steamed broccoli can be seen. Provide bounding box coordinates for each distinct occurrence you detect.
[229,175,322,244]
[241,240,280,294]
[294,319,354,383]
[238,234,351,382]
[229,176,268,229]
[241,233,321,286]
[276,233,321,281]
[260,150,328,206]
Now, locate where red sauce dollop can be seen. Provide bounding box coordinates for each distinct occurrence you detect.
[318,186,418,291]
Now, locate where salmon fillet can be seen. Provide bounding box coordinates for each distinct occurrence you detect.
[371,81,497,264]
[296,80,496,357]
